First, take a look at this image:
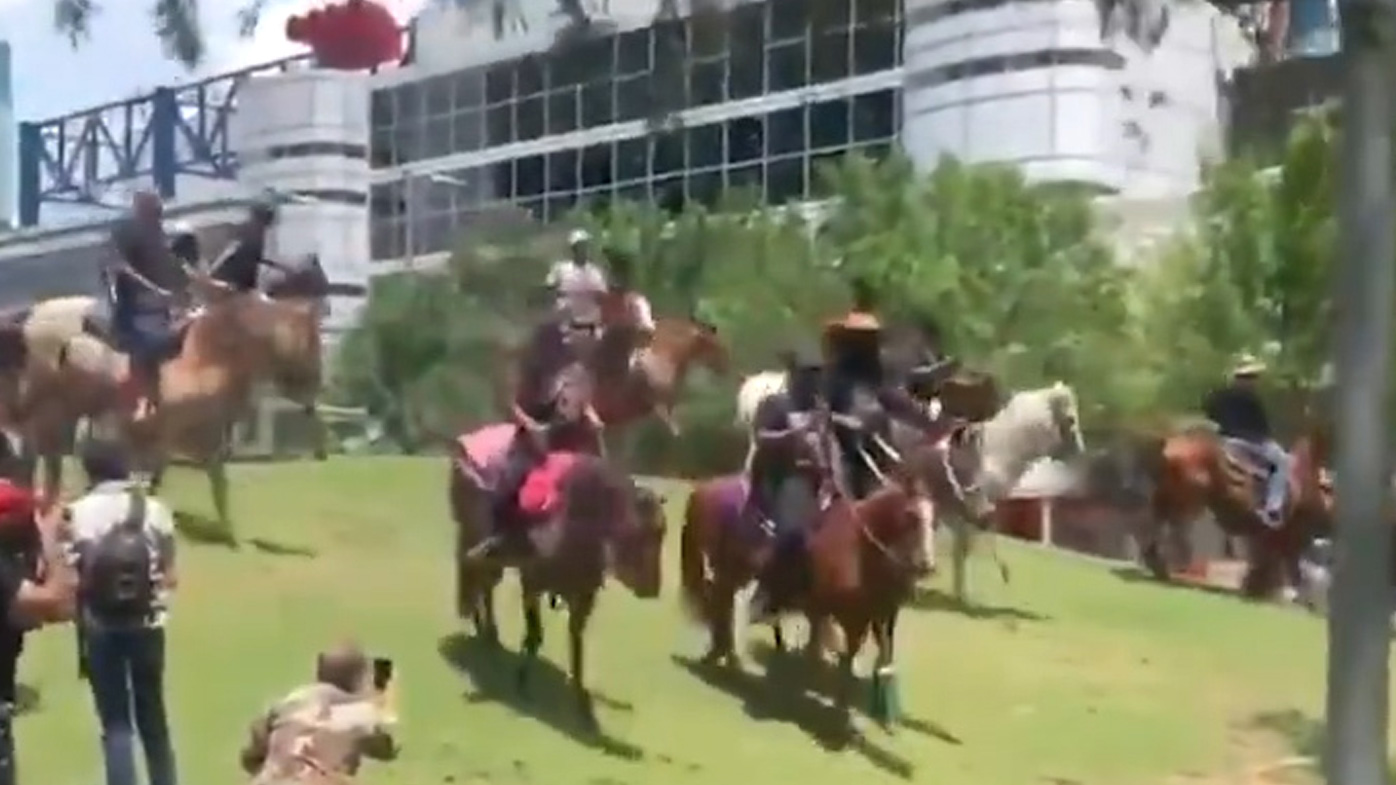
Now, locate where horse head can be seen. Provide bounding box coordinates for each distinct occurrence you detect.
[265,254,331,301]
[866,447,941,578]
[566,459,667,598]
[666,312,728,377]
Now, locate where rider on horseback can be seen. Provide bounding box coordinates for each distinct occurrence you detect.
[107,190,187,420]
[207,196,292,294]
[1202,354,1290,527]
[823,279,944,499]
[468,357,601,564]
[603,246,656,370]
[746,345,825,624]
[547,229,608,356]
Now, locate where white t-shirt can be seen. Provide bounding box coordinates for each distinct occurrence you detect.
[546,260,607,324]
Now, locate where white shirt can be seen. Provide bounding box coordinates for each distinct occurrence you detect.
[546,259,607,324]
[629,292,655,332]
[63,480,176,629]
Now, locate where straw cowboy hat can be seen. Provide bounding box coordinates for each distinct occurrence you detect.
[824,311,882,333]
[1231,353,1267,377]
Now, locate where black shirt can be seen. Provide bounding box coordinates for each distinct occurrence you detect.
[109,217,184,307]
[1202,384,1272,441]
[0,558,20,704]
[213,220,269,291]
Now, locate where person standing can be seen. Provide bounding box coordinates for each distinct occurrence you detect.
[65,438,179,785]
[0,428,77,785]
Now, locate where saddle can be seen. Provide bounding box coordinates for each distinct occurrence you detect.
[455,424,580,521]
[80,309,188,365]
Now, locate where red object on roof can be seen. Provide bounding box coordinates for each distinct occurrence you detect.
[285,0,403,71]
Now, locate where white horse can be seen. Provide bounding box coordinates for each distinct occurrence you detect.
[945,381,1086,602]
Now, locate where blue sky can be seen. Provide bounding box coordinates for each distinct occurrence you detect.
[2,0,424,121]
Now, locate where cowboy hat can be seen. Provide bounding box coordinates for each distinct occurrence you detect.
[1231,353,1267,377]
[825,311,882,332]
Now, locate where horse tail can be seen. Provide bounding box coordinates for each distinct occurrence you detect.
[679,490,710,623]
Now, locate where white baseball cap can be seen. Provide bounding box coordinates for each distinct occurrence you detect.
[568,228,591,246]
[166,220,195,236]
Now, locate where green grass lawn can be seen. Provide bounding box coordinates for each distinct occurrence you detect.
[13,457,1358,784]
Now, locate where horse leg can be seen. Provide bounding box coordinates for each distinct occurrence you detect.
[207,458,232,531]
[704,578,738,667]
[949,513,974,604]
[515,584,544,695]
[834,617,869,734]
[303,402,328,462]
[869,611,901,727]
[566,590,599,730]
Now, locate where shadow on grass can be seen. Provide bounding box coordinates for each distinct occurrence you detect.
[909,586,1050,624]
[674,640,960,780]
[1109,565,1244,601]
[172,511,238,549]
[248,538,318,558]
[437,633,644,761]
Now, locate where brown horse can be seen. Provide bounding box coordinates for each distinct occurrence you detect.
[682,435,940,729]
[591,314,729,433]
[449,425,668,728]
[0,259,328,523]
[1137,424,1333,598]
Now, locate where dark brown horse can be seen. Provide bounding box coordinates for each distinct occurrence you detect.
[1135,424,1332,598]
[450,426,668,728]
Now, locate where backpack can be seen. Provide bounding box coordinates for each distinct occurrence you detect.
[81,491,155,624]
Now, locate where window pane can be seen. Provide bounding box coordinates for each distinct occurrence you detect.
[616,137,648,182]
[517,55,545,96]
[725,163,764,197]
[687,168,722,208]
[852,89,895,142]
[517,96,544,141]
[809,98,850,149]
[486,63,514,104]
[811,0,852,34]
[771,0,812,41]
[617,29,651,75]
[581,144,614,189]
[548,149,579,193]
[726,116,764,164]
[547,88,578,135]
[687,123,723,169]
[855,0,897,25]
[581,80,615,128]
[616,76,649,122]
[487,103,513,146]
[392,123,421,164]
[852,23,896,75]
[808,151,844,196]
[689,58,726,107]
[655,176,685,215]
[811,31,850,83]
[453,68,485,110]
[395,83,423,123]
[729,46,764,101]
[767,42,808,92]
[730,4,765,50]
[653,18,688,63]
[517,155,546,198]
[767,107,805,156]
[766,155,807,204]
[691,15,727,58]
[423,115,451,158]
[652,133,684,176]
[452,110,483,153]
[425,75,452,115]
[615,182,648,205]
[491,161,516,200]
[370,127,394,167]
[547,50,582,90]
[371,89,394,128]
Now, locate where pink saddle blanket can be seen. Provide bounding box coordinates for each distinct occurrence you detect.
[456,424,582,519]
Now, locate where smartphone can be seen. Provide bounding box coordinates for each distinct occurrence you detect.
[371,657,394,691]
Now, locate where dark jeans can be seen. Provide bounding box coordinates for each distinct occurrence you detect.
[84,625,177,785]
[492,431,542,531]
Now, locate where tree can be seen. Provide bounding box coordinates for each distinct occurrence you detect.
[1137,110,1337,427]
[54,0,211,67]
